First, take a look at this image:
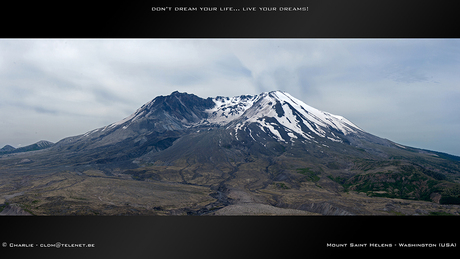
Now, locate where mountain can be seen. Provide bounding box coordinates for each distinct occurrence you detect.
[0,140,54,155]
[1,90,460,216]
[0,145,16,152]
[50,90,397,164]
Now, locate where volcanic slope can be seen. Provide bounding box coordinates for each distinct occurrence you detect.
[1,90,460,215]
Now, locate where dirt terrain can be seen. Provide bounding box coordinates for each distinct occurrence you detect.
[2,167,458,216]
[0,170,215,216]
[210,189,319,215]
[1,152,460,216]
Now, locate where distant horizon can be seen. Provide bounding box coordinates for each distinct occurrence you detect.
[1,39,459,156]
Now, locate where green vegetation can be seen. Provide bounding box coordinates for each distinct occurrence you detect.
[400,164,447,181]
[296,168,320,182]
[328,162,460,204]
[353,159,400,172]
[389,211,406,216]
[343,170,439,201]
[275,182,289,189]
[0,202,9,213]
[327,175,348,185]
[440,196,460,204]
[429,211,455,216]
[440,185,460,204]
[19,203,35,215]
[125,169,162,182]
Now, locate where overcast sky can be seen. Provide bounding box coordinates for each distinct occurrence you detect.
[1,39,459,156]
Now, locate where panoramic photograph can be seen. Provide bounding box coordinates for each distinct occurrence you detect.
[1,39,459,216]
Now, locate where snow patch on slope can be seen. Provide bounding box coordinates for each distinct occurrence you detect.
[272,91,361,135]
[207,90,363,143]
[205,95,257,125]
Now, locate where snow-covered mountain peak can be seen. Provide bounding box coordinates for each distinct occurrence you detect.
[204,90,363,143]
[269,90,362,132]
[205,94,258,125]
[81,90,364,145]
